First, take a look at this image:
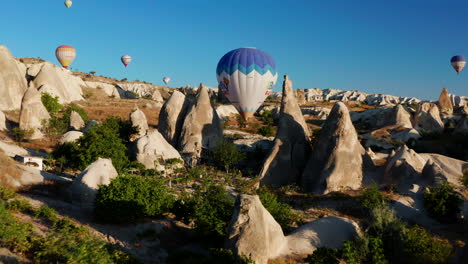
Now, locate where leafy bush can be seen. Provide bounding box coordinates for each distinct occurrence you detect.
[41,92,62,115]
[402,225,453,264]
[211,139,245,172]
[192,185,234,243]
[6,199,33,213]
[462,170,468,188]
[368,237,388,264]
[42,117,68,137]
[11,127,32,142]
[341,240,361,264]
[259,110,274,125]
[303,247,339,264]
[358,185,388,211]
[423,184,462,222]
[34,205,58,221]
[0,203,33,252]
[257,187,296,229]
[0,185,17,200]
[168,248,253,264]
[95,175,174,223]
[257,125,275,137]
[63,104,88,124]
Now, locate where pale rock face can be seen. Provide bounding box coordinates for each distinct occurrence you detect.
[33,63,84,103]
[350,108,393,130]
[19,84,51,139]
[295,89,306,105]
[151,88,164,103]
[117,82,157,98]
[438,88,453,114]
[226,194,287,264]
[419,153,467,189]
[71,158,118,209]
[302,102,363,194]
[0,46,29,110]
[178,84,223,157]
[59,131,83,144]
[129,107,149,141]
[135,130,182,170]
[216,105,239,121]
[384,145,426,193]
[85,81,120,98]
[390,128,421,142]
[413,102,444,133]
[69,111,85,131]
[158,90,187,146]
[0,141,28,157]
[389,104,413,128]
[0,111,6,130]
[260,76,312,187]
[421,159,449,186]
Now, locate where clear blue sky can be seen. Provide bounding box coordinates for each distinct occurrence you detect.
[1,0,468,100]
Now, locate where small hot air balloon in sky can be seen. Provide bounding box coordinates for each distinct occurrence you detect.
[216,47,278,119]
[55,45,76,69]
[163,77,171,85]
[64,0,72,8]
[450,55,466,75]
[121,55,132,67]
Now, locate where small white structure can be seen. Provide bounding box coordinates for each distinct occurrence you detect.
[14,155,43,171]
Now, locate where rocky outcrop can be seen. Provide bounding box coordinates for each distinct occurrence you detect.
[454,115,468,135]
[384,145,426,192]
[421,159,448,186]
[260,76,311,187]
[129,107,149,141]
[33,63,84,103]
[19,84,51,139]
[226,194,287,264]
[216,105,239,121]
[0,111,6,130]
[413,102,444,133]
[302,102,363,194]
[151,88,164,103]
[350,108,392,130]
[419,153,467,189]
[71,158,118,209]
[0,46,29,110]
[295,89,306,105]
[158,90,187,146]
[178,84,223,159]
[59,131,83,144]
[438,88,453,114]
[135,130,182,170]
[69,111,85,131]
[389,104,413,128]
[85,81,120,98]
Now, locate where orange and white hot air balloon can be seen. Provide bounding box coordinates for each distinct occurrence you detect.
[55,45,76,69]
[121,55,132,67]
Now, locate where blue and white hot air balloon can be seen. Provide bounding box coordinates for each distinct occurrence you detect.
[216,47,278,119]
[451,55,466,75]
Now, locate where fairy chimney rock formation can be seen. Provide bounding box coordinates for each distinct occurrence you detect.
[130,107,149,141]
[437,88,453,114]
[158,90,187,146]
[0,45,29,110]
[19,84,51,139]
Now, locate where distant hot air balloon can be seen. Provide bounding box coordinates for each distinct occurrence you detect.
[216,47,278,119]
[64,0,72,8]
[121,55,132,67]
[163,77,171,85]
[451,55,466,75]
[55,45,76,69]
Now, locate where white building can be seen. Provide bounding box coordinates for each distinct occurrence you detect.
[14,155,43,171]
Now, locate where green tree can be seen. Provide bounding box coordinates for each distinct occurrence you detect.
[211,139,245,172]
[423,184,462,222]
[41,93,62,115]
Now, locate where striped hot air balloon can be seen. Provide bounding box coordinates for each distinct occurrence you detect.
[216,47,278,119]
[55,45,76,69]
[64,0,72,8]
[450,55,466,75]
[163,77,171,85]
[121,55,132,67]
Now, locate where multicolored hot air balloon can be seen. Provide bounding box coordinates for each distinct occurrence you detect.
[216,47,278,119]
[64,0,72,8]
[451,55,466,75]
[55,45,76,69]
[163,77,171,85]
[121,55,132,67]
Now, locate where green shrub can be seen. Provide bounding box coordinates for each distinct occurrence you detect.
[0,186,17,200]
[303,247,339,264]
[402,225,453,264]
[42,117,68,137]
[341,240,361,264]
[6,199,33,213]
[259,110,274,125]
[0,203,33,252]
[11,127,32,142]
[95,175,174,223]
[63,104,88,124]
[41,93,62,115]
[34,205,58,221]
[192,185,234,242]
[257,125,275,137]
[211,139,245,172]
[368,237,388,264]
[168,248,253,264]
[423,184,462,222]
[358,185,388,211]
[257,187,296,229]
[462,170,468,188]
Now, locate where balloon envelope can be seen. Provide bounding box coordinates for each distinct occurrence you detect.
[55,45,76,69]
[64,0,72,8]
[163,77,171,84]
[121,55,132,67]
[451,55,466,74]
[216,47,277,119]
